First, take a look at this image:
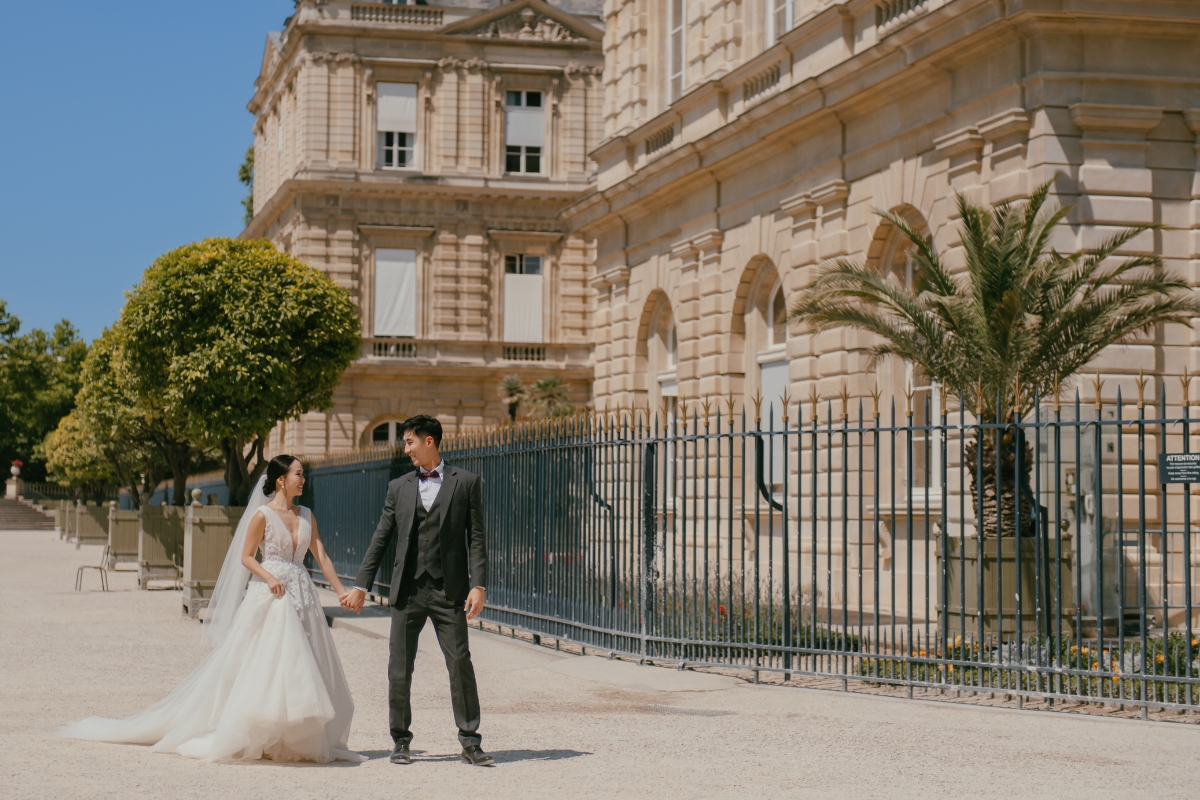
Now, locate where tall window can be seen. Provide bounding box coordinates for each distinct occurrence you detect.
[505,91,543,174]
[503,253,544,343]
[374,248,417,338]
[767,0,793,45]
[669,0,686,101]
[759,284,789,490]
[376,82,418,169]
[770,286,787,346]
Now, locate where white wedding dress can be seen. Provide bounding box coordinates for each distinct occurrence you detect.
[62,504,365,763]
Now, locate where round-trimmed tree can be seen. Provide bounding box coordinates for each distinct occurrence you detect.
[121,238,361,505]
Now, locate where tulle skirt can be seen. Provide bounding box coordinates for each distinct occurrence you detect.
[61,564,365,763]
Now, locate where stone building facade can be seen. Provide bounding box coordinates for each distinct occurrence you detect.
[563,0,1200,623]
[244,0,604,455]
[571,0,1200,420]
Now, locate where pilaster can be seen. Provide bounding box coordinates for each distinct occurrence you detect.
[1070,103,1163,252]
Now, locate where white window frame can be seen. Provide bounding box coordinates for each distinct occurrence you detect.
[669,0,686,102]
[767,0,794,46]
[376,82,419,171]
[377,131,416,169]
[505,90,544,174]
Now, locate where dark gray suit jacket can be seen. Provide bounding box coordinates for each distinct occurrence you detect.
[354,465,487,605]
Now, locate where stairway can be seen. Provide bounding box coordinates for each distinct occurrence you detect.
[0,498,56,531]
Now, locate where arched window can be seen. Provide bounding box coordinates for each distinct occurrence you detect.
[770,286,787,347]
[367,419,403,447]
[874,212,940,495]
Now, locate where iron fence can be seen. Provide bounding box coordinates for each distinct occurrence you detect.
[304,387,1200,713]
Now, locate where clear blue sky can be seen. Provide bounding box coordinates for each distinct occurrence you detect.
[0,1,293,343]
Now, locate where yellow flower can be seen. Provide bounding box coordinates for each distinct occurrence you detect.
[1081,647,1090,656]
[1156,653,1165,664]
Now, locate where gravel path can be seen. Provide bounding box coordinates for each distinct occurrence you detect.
[3,529,1197,799]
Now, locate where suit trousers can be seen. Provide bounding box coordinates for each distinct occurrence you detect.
[388,573,482,748]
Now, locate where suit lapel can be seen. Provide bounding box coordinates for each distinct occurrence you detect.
[395,474,418,538]
[425,466,457,534]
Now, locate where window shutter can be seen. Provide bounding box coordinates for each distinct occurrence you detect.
[374,248,417,337]
[503,273,544,343]
[376,83,417,133]
[505,107,544,147]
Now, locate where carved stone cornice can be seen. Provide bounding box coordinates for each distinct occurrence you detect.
[1069,103,1163,134]
[590,266,631,290]
[934,126,984,158]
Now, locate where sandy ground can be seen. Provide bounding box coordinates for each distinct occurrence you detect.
[2,528,1198,800]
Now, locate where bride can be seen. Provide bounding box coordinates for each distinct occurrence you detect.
[62,455,366,763]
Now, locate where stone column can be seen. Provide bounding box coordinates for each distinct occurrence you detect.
[590,267,632,408]
[691,229,726,401]
[1070,103,1163,251]
[672,237,702,403]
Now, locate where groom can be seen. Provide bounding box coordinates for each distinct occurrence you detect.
[341,414,492,767]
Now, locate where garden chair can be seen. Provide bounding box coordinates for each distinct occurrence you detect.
[75,545,109,592]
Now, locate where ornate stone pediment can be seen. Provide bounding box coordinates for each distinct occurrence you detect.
[440,1,602,43]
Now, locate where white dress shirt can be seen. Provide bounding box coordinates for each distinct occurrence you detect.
[416,460,445,511]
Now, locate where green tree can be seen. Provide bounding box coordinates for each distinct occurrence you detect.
[75,326,212,508]
[42,410,114,503]
[0,300,87,481]
[120,238,361,505]
[238,145,255,226]
[500,374,526,422]
[529,375,574,419]
[790,183,1200,536]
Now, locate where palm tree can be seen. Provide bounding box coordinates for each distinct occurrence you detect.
[790,182,1200,536]
[530,375,575,419]
[500,374,526,423]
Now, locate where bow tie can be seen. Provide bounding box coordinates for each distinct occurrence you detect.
[418,469,440,481]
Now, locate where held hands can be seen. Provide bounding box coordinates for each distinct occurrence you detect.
[464,586,486,620]
[340,588,366,614]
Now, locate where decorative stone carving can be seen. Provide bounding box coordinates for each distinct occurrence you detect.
[564,62,603,79]
[465,8,588,42]
[462,57,489,73]
[438,56,463,72]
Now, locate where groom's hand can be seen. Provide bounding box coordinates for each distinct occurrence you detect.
[464,587,486,620]
[342,588,366,614]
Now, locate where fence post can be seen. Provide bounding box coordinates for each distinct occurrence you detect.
[641,440,657,660]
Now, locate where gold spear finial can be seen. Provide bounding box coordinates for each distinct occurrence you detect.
[870,385,881,419]
[752,391,763,425]
[1136,369,1148,410]
[840,383,850,422]
[780,388,792,425]
[1181,368,1191,413]
[1092,371,1104,411]
[809,384,819,424]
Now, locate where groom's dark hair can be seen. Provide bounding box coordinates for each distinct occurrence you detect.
[398,414,442,447]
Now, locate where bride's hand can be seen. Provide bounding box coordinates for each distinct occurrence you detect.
[267,576,285,598]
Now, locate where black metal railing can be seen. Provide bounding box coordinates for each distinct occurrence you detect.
[303,388,1200,713]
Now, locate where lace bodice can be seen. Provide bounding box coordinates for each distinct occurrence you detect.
[258,506,311,565]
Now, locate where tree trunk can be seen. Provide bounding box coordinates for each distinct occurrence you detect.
[963,426,1036,538]
[163,444,192,507]
[223,435,267,507]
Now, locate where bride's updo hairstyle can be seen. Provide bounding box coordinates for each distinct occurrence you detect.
[262,454,299,497]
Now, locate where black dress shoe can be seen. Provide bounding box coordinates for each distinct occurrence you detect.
[461,745,494,766]
[390,742,412,764]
